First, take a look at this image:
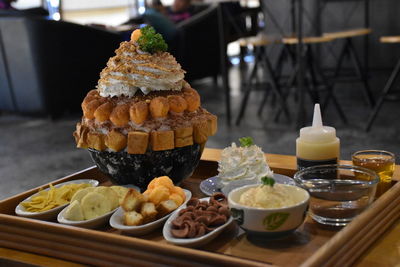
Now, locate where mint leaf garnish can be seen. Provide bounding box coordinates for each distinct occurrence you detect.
[137,25,168,54]
[261,176,275,187]
[239,137,254,147]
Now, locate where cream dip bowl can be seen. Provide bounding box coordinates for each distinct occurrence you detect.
[228,184,309,237]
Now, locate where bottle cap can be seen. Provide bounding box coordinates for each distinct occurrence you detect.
[299,104,337,143]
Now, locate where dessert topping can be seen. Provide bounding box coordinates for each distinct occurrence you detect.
[218,137,273,185]
[171,193,230,238]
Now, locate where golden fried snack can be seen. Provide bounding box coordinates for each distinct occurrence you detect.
[124,211,143,226]
[147,176,174,191]
[183,88,200,112]
[82,99,103,120]
[130,101,149,125]
[87,89,99,98]
[140,202,157,223]
[110,104,130,127]
[121,188,145,212]
[127,131,149,154]
[148,185,170,205]
[151,130,174,151]
[174,127,193,147]
[95,102,114,122]
[105,130,127,152]
[86,132,106,151]
[131,29,142,42]
[208,115,218,136]
[82,90,100,105]
[167,95,187,113]
[74,123,89,149]
[193,120,209,144]
[149,97,170,118]
[169,193,184,206]
[157,200,178,218]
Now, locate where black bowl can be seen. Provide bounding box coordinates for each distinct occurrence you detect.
[88,144,203,190]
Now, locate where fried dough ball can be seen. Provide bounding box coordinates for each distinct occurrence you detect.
[183,88,200,112]
[130,101,149,125]
[82,99,103,120]
[95,102,114,122]
[82,90,100,105]
[110,104,130,127]
[148,186,170,205]
[167,95,187,113]
[147,176,174,191]
[149,97,170,118]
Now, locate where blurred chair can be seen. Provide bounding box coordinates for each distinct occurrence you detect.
[173,3,220,81]
[366,36,400,131]
[235,34,291,125]
[280,36,348,123]
[323,28,375,108]
[0,17,121,117]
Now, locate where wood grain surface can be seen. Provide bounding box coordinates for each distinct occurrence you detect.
[0,148,399,266]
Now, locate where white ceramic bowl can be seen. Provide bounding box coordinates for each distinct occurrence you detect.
[58,205,118,229]
[228,184,309,238]
[15,179,99,221]
[163,197,233,248]
[110,189,192,235]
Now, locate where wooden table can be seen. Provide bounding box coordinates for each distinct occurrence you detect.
[1,148,399,266]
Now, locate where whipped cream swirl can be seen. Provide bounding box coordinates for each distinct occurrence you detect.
[97,41,185,98]
[218,142,273,186]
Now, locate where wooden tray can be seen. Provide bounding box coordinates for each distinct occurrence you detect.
[1,149,399,266]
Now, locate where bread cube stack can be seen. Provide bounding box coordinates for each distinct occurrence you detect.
[122,176,186,226]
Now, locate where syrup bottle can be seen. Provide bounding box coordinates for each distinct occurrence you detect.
[296,104,340,170]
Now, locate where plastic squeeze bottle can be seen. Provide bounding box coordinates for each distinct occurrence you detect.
[296,104,340,170]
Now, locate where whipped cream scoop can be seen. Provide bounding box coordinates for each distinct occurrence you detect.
[217,142,273,186]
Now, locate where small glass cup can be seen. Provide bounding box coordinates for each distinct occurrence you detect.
[294,164,379,227]
[352,150,395,197]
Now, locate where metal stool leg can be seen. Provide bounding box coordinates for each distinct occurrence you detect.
[365,57,400,131]
[308,45,348,124]
[257,83,271,116]
[262,51,291,122]
[347,38,375,107]
[323,40,347,111]
[235,47,262,126]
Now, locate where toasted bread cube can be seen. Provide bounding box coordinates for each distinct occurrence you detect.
[124,211,144,226]
[157,200,178,218]
[150,131,174,151]
[148,186,170,205]
[127,131,149,154]
[140,202,158,223]
[207,115,218,136]
[105,130,127,152]
[174,127,193,148]
[193,120,209,144]
[86,132,106,151]
[74,123,89,149]
[121,188,145,212]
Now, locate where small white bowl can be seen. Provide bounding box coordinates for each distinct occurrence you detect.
[163,197,233,248]
[228,184,309,238]
[15,179,99,221]
[110,189,192,236]
[58,205,118,229]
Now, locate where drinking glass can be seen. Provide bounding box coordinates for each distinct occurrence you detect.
[294,165,379,226]
[352,150,395,197]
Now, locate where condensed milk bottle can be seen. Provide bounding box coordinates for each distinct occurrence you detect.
[296,104,340,170]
